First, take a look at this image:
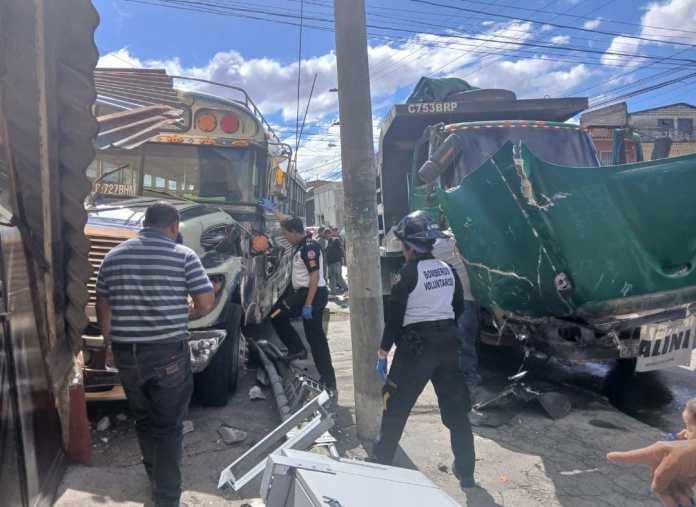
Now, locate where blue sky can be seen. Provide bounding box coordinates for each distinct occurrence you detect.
[95,0,696,179]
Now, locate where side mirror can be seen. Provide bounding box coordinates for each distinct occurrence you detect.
[250,234,270,255]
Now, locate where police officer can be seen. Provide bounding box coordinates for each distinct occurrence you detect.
[373,211,476,488]
[270,216,337,395]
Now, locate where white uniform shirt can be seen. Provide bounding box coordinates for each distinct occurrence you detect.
[292,237,327,289]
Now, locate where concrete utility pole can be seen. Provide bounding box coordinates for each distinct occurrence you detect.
[334,0,384,442]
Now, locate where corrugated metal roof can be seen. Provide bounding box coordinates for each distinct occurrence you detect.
[96,105,182,150]
[1,0,100,444]
[95,68,184,110]
[94,69,186,149]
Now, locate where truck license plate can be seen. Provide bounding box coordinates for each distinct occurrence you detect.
[636,316,695,372]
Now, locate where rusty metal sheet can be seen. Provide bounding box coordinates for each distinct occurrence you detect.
[95,68,185,110]
[0,0,99,450]
[96,104,183,149]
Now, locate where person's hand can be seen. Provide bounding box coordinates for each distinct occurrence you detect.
[376,348,389,383]
[104,345,116,371]
[376,357,388,383]
[608,441,696,507]
[302,304,313,320]
[677,429,688,441]
[257,198,276,212]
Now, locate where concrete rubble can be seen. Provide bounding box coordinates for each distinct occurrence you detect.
[218,426,248,445]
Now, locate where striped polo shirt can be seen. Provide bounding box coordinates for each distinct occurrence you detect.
[95,228,214,343]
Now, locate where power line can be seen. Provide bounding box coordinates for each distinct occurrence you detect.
[123,0,696,65]
[589,69,696,109]
[412,0,696,48]
[447,0,696,38]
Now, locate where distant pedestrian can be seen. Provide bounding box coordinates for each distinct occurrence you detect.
[270,216,338,396]
[326,230,348,294]
[96,202,214,507]
[317,226,328,251]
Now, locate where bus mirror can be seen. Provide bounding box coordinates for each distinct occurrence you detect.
[251,234,270,255]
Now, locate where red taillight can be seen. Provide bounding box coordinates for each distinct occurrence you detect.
[220,113,240,134]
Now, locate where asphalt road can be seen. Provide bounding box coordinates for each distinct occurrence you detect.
[57,306,694,506]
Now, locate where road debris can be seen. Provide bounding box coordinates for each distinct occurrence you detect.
[560,468,600,476]
[248,385,266,401]
[96,416,110,432]
[218,426,248,445]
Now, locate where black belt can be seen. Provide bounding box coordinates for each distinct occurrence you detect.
[405,319,456,333]
[112,340,186,352]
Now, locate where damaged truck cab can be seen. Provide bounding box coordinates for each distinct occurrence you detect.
[378,78,696,371]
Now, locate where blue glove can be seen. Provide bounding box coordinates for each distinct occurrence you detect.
[257,198,276,212]
[302,304,313,320]
[376,358,388,383]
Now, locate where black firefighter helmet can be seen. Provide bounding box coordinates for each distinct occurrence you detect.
[393,210,446,253]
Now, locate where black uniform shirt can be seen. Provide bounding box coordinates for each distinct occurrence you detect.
[380,253,464,351]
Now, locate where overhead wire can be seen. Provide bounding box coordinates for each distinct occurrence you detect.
[122,0,696,66]
[411,0,696,48]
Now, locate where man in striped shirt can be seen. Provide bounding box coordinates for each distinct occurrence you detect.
[96,202,214,507]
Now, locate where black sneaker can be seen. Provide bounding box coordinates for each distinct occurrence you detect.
[453,466,479,489]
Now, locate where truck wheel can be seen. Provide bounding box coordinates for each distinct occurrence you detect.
[226,303,243,393]
[194,335,232,407]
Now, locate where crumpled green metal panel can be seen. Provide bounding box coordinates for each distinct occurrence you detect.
[439,142,696,320]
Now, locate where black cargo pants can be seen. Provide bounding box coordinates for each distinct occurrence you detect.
[373,321,476,479]
[112,340,193,507]
[271,286,337,389]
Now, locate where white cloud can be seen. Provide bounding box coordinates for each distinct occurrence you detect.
[540,24,553,32]
[583,18,602,30]
[600,35,644,67]
[97,20,591,179]
[599,0,696,75]
[468,59,590,98]
[550,35,571,45]
[640,0,696,43]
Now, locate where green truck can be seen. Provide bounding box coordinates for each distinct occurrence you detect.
[377,78,696,372]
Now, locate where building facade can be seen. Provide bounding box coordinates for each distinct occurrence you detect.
[305,179,344,230]
[581,102,696,165]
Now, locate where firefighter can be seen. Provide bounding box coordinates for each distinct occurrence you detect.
[372,210,477,488]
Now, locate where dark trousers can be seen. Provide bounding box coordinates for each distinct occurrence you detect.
[328,262,348,293]
[373,323,476,479]
[271,286,337,389]
[113,340,193,507]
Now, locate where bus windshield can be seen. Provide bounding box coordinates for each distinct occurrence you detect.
[142,144,255,203]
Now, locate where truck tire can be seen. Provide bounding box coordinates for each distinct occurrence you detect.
[226,303,242,393]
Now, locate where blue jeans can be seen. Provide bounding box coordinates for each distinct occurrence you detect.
[113,340,193,507]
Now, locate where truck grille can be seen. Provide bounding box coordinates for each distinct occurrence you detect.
[86,235,128,304]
